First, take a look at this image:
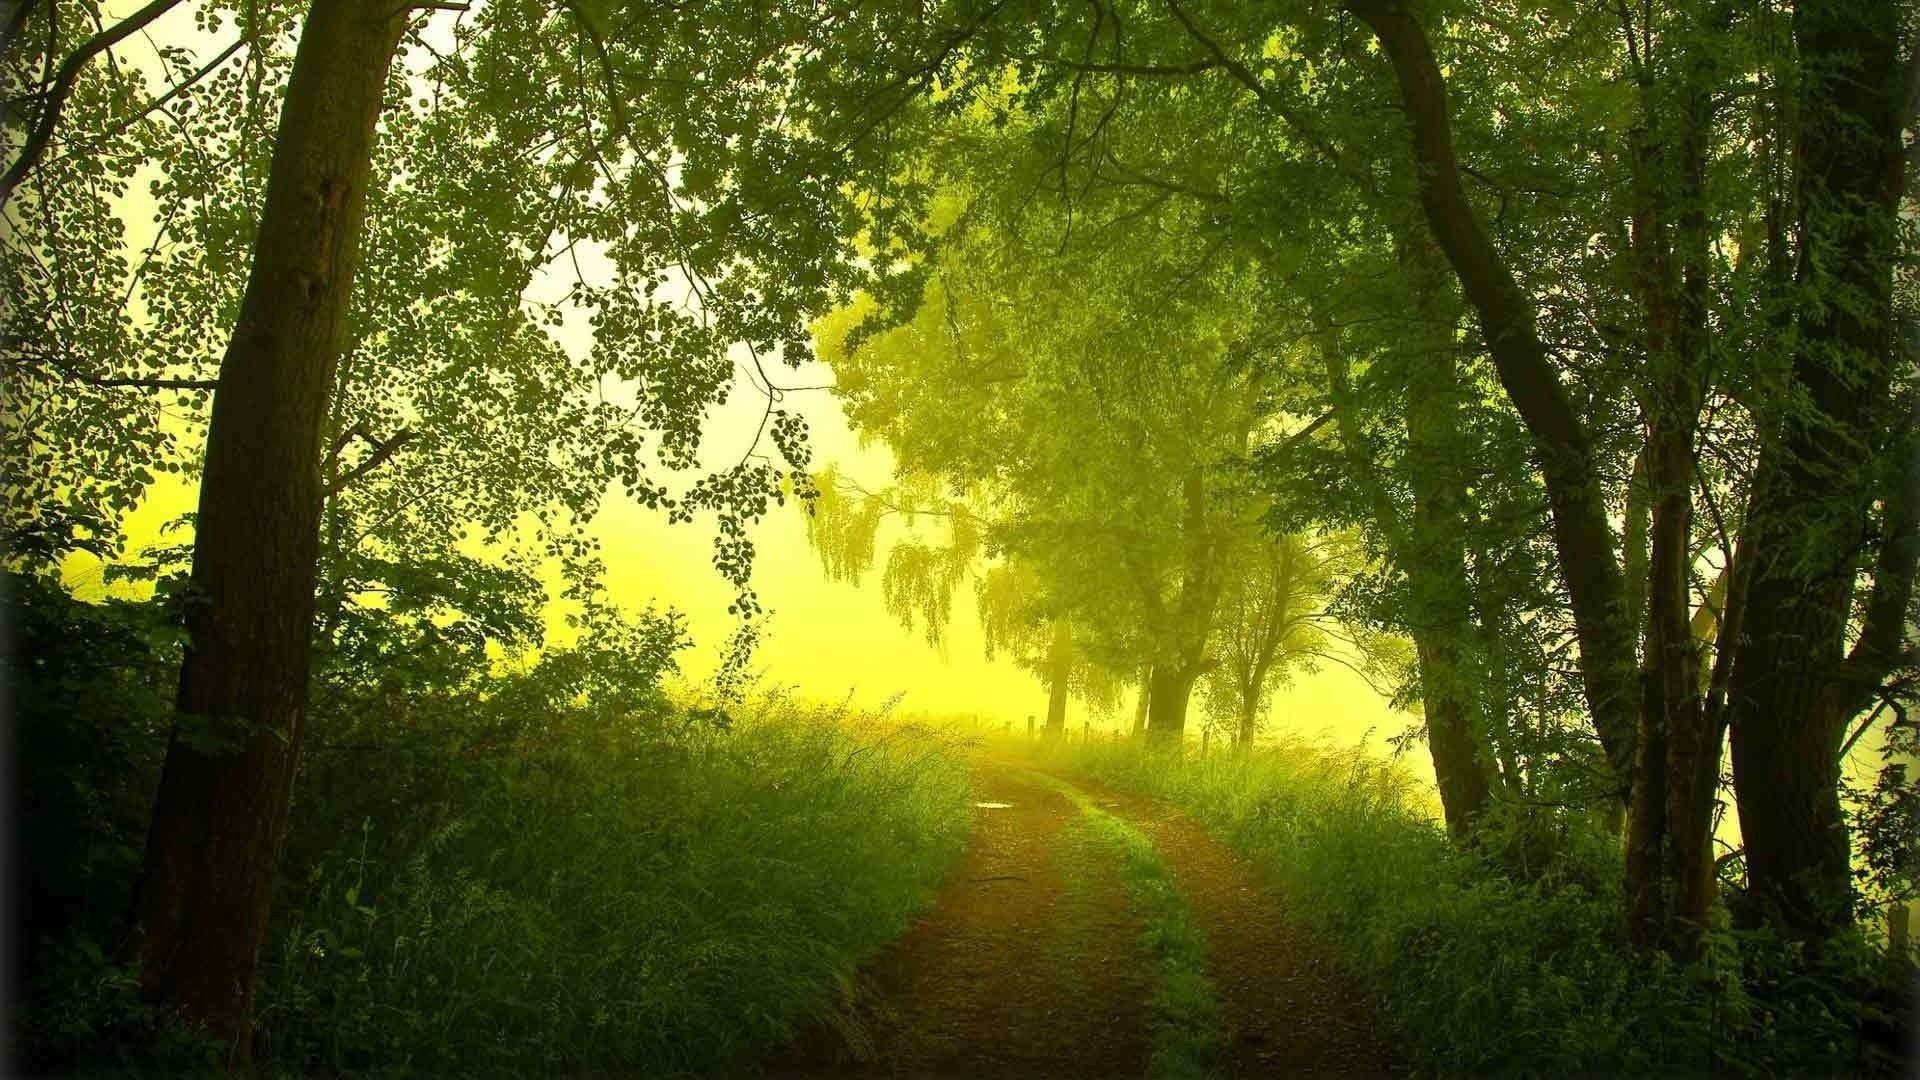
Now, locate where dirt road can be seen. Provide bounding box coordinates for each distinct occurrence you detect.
[767,752,1394,1078]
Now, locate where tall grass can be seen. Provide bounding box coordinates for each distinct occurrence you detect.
[1053,739,1913,1078]
[10,572,973,1076]
[256,693,971,1076]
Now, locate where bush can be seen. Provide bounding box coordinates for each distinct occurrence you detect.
[9,578,970,1075]
[5,571,224,1072]
[258,690,969,1077]
[1053,739,1915,1077]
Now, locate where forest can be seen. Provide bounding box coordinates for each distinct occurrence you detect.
[3,0,1916,1075]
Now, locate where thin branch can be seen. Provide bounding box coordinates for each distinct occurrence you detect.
[83,374,218,390]
[327,428,416,496]
[42,34,246,173]
[1837,696,1891,763]
[0,0,184,211]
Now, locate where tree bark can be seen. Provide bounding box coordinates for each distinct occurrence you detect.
[1146,663,1197,746]
[1398,229,1494,839]
[1044,617,1072,738]
[1320,229,1494,840]
[1346,0,1640,805]
[127,0,406,1055]
[1624,32,1716,953]
[1728,0,1906,946]
[1148,467,1220,746]
[1236,694,1259,750]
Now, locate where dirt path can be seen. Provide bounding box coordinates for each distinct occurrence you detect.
[1061,771,1397,1077]
[766,752,1394,1078]
[766,759,1153,1077]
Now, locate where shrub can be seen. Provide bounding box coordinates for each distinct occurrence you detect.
[9,578,971,1076]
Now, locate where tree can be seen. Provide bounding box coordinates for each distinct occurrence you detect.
[126,0,411,1046]
[811,188,1271,743]
[1202,529,1366,751]
[7,0,994,1047]
[1723,0,1913,944]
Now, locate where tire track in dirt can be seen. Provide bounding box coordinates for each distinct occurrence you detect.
[765,757,1154,1078]
[1061,769,1398,1078]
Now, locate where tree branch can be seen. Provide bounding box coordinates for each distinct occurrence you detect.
[0,0,184,211]
[84,374,218,390]
[326,428,415,496]
[41,34,246,173]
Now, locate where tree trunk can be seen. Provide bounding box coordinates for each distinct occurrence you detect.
[1146,664,1196,746]
[1044,618,1072,738]
[1346,0,1641,806]
[1729,0,1905,946]
[1132,663,1152,737]
[1236,688,1259,750]
[127,0,405,1055]
[1624,34,1716,953]
[1398,227,1494,839]
[1417,633,1492,840]
[1146,467,1218,748]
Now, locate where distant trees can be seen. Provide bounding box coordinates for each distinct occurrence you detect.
[804,145,1391,747]
[1200,530,1374,752]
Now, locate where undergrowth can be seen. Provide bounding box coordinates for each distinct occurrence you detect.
[256,695,970,1077]
[10,575,971,1076]
[1051,738,1916,1078]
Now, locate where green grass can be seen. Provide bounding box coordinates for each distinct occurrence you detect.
[1039,772,1225,1080]
[13,581,976,1076]
[253,697,972,1076]
[1048,739,1913,1078]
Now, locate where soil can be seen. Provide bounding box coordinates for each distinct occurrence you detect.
[764,751,1396,1078]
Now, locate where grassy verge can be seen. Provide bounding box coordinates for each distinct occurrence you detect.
[1048,739,1912,1078]
[13,575,973,1076]
[1038,773,1224,1080]
[253,698,972,1076]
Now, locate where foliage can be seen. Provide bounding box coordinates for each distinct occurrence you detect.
[0,0,954,610]
[8,581,970,1076]
[1056,740,1916,1077]
[5,572,224,1071]
[256,692,969,1077]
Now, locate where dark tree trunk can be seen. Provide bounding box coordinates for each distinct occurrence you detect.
[1146,467,1219,748]
[1323,354,1489,837]
[1417,634,1491,840]
[1624,35,1716,953]
[1398,228,1494,839]
[1729,0,1905,946]
[127,0,405,1055]
[1146,664,1197,746]
[1347,0,1641,804]
[1236,695,1258,750]
[1044,618,1072,738]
